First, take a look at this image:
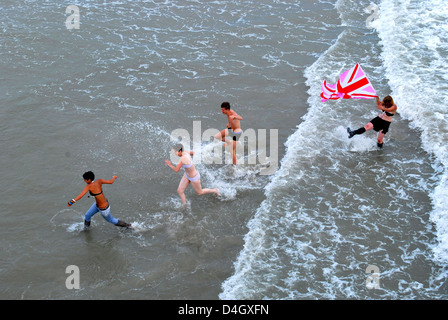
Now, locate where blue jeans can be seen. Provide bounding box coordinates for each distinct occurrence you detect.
[84,202,118,225]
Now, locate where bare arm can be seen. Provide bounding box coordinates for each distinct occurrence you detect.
[68,185,89,206]
[230,110,243,120]
[99,176,117,185]
[375,96,383,110]
[165,159,183,173]
[384,104,397,113]
[376,97,397,113]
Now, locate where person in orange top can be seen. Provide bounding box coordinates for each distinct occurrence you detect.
[68,171,131,229]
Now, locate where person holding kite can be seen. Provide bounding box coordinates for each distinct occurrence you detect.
[347,95,397,148]
[321,63,397,148]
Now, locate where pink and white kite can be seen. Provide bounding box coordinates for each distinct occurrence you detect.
[321,64,377,102]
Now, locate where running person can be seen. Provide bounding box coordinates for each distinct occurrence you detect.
[68,171,131,229]
[347,95,397,148]
[165,144,218,204]
[214,102,243,165]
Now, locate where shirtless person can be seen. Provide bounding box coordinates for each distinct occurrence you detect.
[214,102,243,165]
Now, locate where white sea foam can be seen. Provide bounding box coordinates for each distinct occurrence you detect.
[221,1,350,300]
[196,140,269,201]
[221,0,447,300]
[375,0,448,263]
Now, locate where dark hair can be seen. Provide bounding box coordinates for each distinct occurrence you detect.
[83,171,95,181]
[172,143,183,152]
[383,96,394,108]
[221,102,231,110]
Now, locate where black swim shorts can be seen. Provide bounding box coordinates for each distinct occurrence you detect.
[370,116,391,134]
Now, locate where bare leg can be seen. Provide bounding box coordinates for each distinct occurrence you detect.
[231,140,237,165]
[377,131,385,143]
[377,130,385,148]
[364,122,373,131]
[177,175,190,204]
[348,122,373,138]
[190,180,218,196]
[214,128,228,142]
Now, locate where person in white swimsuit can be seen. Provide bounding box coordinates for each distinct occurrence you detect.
[165,144,219,204]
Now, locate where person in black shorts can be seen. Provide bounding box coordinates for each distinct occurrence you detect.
[214,102,243,164]
[347,95,397,148]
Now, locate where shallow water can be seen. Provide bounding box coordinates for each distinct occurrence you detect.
[1,0,447,299]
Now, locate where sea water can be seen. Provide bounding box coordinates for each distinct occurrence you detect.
[1,0,447,299]
[220,0,448,299]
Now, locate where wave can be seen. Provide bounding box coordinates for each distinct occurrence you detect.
[219,0,358,300]
[375,0,448,264]
[220,0,448,300]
